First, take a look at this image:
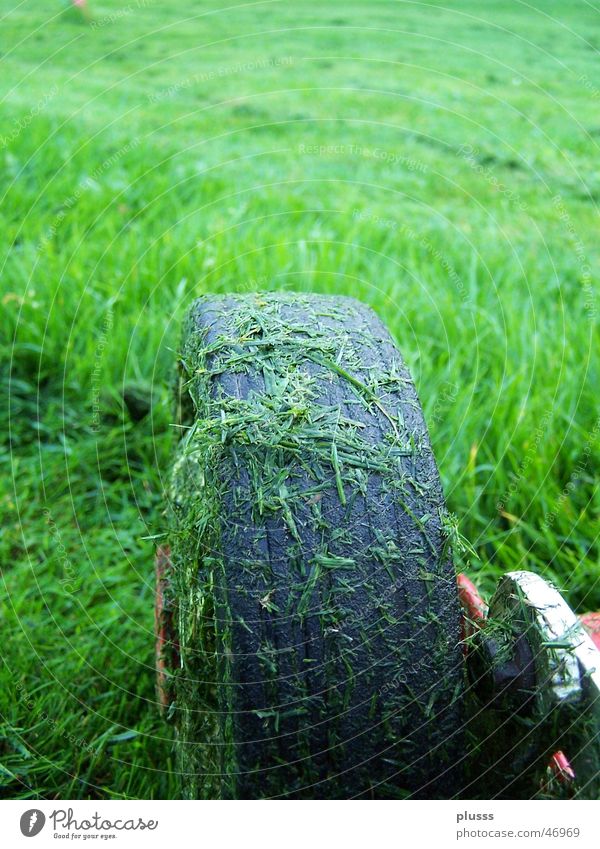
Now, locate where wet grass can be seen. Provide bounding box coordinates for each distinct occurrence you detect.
[0,0,599,798]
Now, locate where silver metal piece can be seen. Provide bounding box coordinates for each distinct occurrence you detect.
[489,570,600,796]
[492,571,600,706]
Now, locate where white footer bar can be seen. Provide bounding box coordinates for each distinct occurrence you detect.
[0,800,597,848]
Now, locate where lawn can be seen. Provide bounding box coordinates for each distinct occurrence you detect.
[1,0,598,799]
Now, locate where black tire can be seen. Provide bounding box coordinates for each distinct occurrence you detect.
[168,293,465,799]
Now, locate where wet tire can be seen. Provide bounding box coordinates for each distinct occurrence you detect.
[168,293,464,799]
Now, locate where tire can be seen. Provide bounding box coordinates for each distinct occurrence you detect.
[168,292,465,799]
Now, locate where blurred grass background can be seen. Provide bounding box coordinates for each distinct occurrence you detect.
[0,0,598,798]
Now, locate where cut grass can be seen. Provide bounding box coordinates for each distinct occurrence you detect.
[1,0,599,799]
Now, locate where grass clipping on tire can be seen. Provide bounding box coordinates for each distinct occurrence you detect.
[167,293,463,799]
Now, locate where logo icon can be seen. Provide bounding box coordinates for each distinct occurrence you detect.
[20,810,46,837]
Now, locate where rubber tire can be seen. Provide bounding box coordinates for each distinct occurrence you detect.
[170,293,464,799]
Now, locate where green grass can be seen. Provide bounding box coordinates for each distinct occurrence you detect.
[1,0,599,799]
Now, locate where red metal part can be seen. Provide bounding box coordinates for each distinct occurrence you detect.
[580,611,600,651]
[457,572,488,635]
[155,544,179,711]
[548,750,576,785]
